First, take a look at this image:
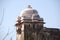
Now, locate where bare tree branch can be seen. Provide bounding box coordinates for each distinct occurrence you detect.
[0,8,4,26]
[2,27,15,40]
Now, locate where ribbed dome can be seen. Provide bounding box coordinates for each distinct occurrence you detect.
[20,5,39,17]
[19,5,41,20]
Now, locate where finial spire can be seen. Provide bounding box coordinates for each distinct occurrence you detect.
[27,5,32,8]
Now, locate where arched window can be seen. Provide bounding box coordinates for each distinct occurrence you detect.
[33,24,35,29]
[24,24,31,31]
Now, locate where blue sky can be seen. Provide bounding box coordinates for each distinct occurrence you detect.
[0,0,60,40]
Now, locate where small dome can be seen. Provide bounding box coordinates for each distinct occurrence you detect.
[32,14,40,20]
[20,5,39,19]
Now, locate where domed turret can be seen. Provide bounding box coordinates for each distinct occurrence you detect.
[20,5,39,19]
[15,5,45,23]
[16,5,45,40]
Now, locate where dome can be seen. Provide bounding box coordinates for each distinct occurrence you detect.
[20,5,39,19]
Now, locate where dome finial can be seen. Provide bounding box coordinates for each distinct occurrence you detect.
[27,5,32,8]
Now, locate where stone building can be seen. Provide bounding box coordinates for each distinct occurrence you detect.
[15,5,60,40]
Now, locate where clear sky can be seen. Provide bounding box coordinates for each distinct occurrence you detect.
[0,0,60,40]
